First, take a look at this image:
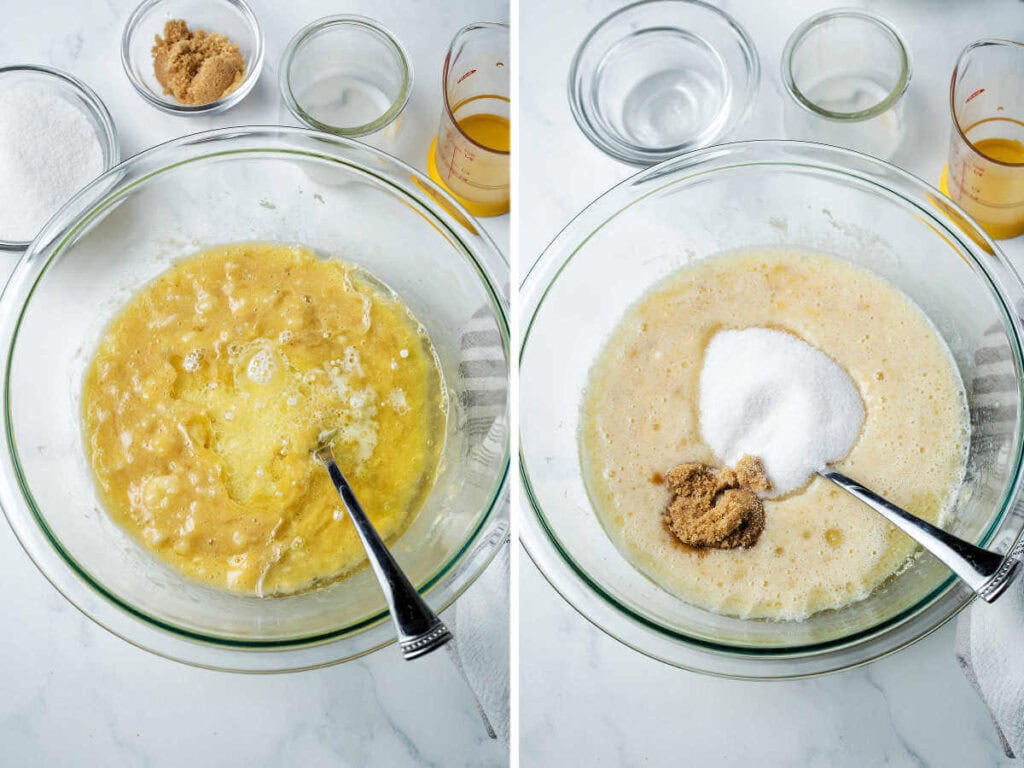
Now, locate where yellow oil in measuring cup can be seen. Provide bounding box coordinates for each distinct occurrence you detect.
[941,41,1024,240]
[455,110,511,154]
[429,97,511,217]
[427,23,510,218]
[942,118,1024,240]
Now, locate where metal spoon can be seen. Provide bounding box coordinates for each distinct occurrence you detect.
[314,442,497,738]
[315,443,452,658]
[818,468,1022,602]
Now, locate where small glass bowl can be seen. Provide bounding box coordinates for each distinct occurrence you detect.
[569,0,759,166]
[782,9,912,160]
[0,65,119,251]
[121,0,264,115]
[279,15,413,150]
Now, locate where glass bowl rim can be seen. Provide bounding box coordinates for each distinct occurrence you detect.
[120,0,265,116]
[279,14,414,138]
[781,7,912,123]
[519,138,1024,676]
[0,125,510,664]
[567,0,761,166]
[0,64,121,251]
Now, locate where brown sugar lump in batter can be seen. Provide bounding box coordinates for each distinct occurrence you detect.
[662,456,770,549]
[735,454,772,494]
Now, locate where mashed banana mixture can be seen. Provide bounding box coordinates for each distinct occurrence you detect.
[83,243,445,595]
[581,249,968,620]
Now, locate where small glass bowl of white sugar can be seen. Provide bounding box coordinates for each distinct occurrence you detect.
[0,66,119,251]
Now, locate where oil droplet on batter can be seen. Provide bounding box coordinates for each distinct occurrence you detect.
[825,528,843,548]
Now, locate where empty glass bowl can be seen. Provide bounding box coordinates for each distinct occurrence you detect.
[121,0,264,115]
[279,15,413,154]
[782,9,912,160]
[520,141,1024,678]
[569,0,759,165]
[0,127,509,672]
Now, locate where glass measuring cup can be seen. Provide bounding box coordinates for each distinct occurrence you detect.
[427,23,510,218]
[942,40,1024,240]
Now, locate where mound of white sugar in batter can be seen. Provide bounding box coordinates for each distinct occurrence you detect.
[699,328,865,496]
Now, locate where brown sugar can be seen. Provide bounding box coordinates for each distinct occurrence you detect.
[152,20,246,106]
[662,455,771,549]
[735,454,772,494]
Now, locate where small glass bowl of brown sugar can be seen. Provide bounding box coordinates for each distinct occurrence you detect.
[121,0,264,115]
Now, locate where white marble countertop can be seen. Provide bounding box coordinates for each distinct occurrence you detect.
[0,1,508,765]
[520,0,1024,766]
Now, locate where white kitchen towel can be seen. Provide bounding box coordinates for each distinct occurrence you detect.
[446,304,510,742]
[450,537,510,742]
[957,571,1024,759]
[955,314,1024,759]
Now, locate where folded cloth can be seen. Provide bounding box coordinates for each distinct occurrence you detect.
[956,316,1024,759]
[451,538,510,742]
[957,572,1024,758]
[446,305,510,741]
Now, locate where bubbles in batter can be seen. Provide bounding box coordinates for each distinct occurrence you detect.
[182,350,201,372]
[245,346,277,385]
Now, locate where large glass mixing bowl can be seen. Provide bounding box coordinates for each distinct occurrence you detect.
[520,141,1024,679]
[0,127,509,672]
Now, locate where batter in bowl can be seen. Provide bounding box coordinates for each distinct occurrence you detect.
[580,248,968,620]
[83,243,445,596]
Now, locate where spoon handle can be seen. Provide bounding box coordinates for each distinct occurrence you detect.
[318,447,452,659]
[818,469,1021,603]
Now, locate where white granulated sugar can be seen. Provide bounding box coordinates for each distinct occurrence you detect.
[0,86,104,241]
[699,328,865,496]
